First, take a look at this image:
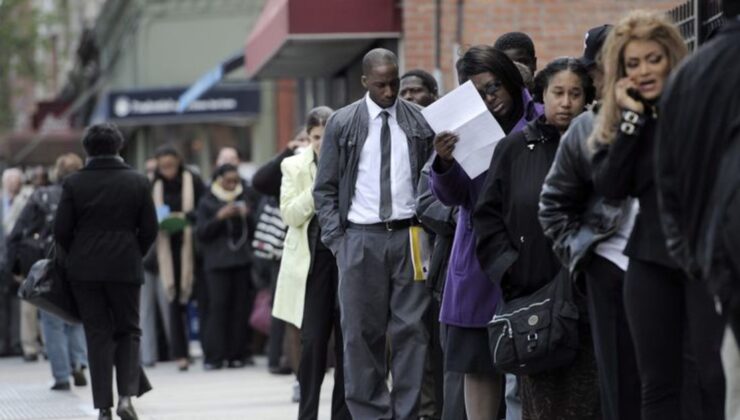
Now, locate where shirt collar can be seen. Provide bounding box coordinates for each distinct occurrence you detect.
[365,93,398,121]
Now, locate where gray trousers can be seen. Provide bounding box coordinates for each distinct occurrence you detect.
[139,271,171,364]
[338,226,430,420]
[723,327,740,420]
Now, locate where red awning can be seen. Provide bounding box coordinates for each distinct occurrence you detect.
[245,0,401,78]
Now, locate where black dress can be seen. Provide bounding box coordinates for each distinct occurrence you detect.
[474,117,600,420]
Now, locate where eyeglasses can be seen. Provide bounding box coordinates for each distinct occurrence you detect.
[478,81,504,99]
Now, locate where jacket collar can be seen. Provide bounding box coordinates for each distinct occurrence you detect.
[511,89,544,134]
[365,93,398,121]
[83,155,129,171]
[523,116,561,145]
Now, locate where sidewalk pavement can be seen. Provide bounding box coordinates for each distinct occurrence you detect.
[0,356,333,420]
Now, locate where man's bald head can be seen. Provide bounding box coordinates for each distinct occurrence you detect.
[2,168,23,196]
[362,48,398,76]
[361,48,400,109]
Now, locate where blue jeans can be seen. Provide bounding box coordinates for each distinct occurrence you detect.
[40,310,87,383]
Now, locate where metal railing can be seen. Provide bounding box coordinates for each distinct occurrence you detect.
[668,0,725,51]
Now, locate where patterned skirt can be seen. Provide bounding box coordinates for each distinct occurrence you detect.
[520,323,601,420]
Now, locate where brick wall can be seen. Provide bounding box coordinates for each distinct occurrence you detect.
[403,0,683,93]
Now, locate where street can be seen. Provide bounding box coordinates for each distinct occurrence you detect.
[0,356,333,420]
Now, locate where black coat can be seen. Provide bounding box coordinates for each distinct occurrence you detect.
[591,113,677,269]
[196,189,256,271]
[656,20,740,291]
[474,118,564,300]
[539,110,630,277]
[54,157,158,284]
[252,147,294,200]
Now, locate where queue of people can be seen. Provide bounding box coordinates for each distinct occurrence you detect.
[2,5,739,420]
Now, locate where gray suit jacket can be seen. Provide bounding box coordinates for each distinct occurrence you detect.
[313,97,435,254]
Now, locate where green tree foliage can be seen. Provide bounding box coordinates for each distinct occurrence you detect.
[0,0,42,130]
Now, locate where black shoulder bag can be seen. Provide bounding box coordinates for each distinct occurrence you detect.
[488,270,580,375]
[18,244,80,324]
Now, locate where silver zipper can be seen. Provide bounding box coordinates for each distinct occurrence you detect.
[490,298,551,320]
[493,326,507,363]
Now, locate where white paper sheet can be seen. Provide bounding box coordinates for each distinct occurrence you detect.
[421,81,506,178]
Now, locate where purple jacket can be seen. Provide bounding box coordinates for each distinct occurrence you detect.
[430,90,542,327]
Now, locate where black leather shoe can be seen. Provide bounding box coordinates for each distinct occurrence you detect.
[72,367,87,386]
[23,354,38,362]
[116,396,139,420]
[203,362,223,371]
[50,382,70,391]
[98,408,112,420]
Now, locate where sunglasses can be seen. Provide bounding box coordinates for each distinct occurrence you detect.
[478,81,504,99]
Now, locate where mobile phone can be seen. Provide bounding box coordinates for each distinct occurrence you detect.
[626,87,644,102]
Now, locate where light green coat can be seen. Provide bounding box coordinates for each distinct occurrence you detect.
[272,148,316,328]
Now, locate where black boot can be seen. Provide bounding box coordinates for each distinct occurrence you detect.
[116,396,139,420]
[98,408,112,420]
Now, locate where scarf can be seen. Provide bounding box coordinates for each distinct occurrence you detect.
[210,180,243,203]
[153,170,194,304]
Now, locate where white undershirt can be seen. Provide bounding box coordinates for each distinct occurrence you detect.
[347,94,416,224]
[595,199,639,271]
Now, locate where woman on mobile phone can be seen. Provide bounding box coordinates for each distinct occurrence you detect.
[590,10,725,420]
[196,164,256,370]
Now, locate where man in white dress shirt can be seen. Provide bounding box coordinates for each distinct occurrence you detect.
[313,48,435,420]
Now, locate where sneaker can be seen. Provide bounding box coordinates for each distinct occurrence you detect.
[51,382,71,391]
[23,354,39,362]
[72,368,87,387]
[292,381,300,403]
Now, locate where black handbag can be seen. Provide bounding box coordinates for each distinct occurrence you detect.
[17,246,80,324]
[488,270,580,376]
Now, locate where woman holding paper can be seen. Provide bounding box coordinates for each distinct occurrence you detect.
[474,58,598,419]
[429,46,541,420]
[151,145,205,371]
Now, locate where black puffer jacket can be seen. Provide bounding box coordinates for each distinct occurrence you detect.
[539,110,630,276]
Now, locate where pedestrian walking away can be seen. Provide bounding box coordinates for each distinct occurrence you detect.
[54,123,158,420]
[7,154,89,391]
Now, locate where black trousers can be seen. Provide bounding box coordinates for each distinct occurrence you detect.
[624,259,725,420]
[584,256,640,420]
[256,258,285,369]
[71,281,141,409]
[297,249,350,420]
[420,297,444,418]
[204,266,253,364]
[439,322,467,420]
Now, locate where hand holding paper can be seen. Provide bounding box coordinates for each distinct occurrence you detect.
[422,81,507,178]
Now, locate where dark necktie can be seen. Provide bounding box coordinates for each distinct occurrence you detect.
[379,111,392,221]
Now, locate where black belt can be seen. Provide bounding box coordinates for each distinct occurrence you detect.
[347,218,420,232]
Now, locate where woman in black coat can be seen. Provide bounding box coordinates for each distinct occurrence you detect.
[474,58,599,420]
[151,145,205,371]
[590,11,724,420]
[55,123,158,420]
[196,164,255,370]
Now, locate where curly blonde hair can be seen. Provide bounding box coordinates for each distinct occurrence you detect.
[591,10,687,147]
